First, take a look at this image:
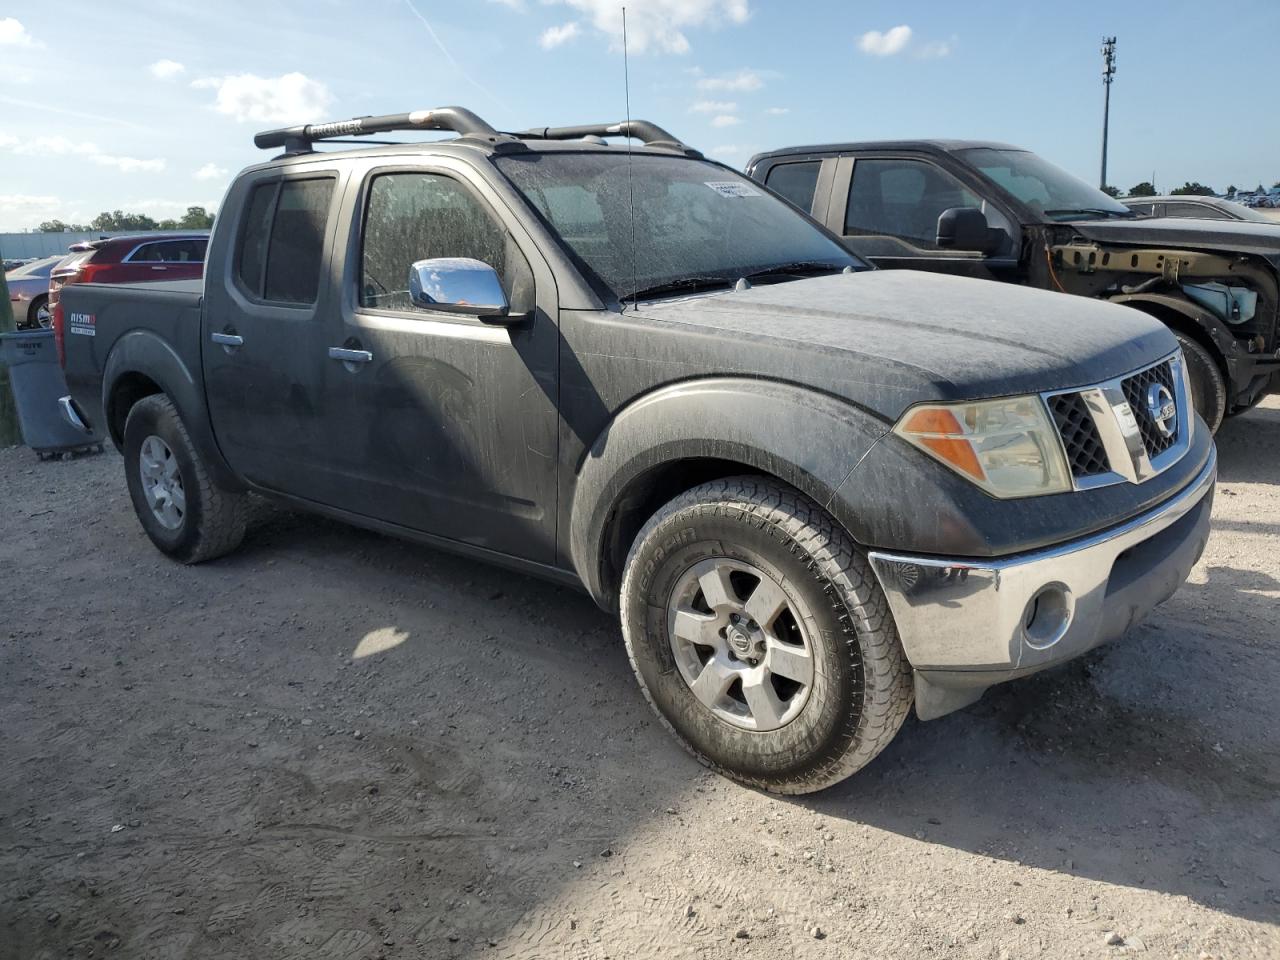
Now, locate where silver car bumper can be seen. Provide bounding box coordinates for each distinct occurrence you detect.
[868,446,1217,720]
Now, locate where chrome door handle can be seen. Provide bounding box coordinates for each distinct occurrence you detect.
[328,347,373,363]
[211,332,243,346]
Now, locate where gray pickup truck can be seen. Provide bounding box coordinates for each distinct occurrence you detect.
[58,108,1216,794]
[747,141,1280,434]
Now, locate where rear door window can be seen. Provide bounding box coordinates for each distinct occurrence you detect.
[1165,202,1214,219]
[129,239,208,263]
[236,177,335,305]
[764,161,821,212]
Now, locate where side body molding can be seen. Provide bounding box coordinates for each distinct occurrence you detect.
[567,377,891,607]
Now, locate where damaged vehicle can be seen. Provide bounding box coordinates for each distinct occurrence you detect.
[747,141,1280,432]
[57,110,1215,794]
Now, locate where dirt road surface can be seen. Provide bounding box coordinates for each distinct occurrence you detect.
[2,399,1278,960]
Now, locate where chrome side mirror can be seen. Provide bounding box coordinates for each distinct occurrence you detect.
[408,257,509,318]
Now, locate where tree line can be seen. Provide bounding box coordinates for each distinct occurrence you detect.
[1103,181,1280,198]
[36,206,215,233]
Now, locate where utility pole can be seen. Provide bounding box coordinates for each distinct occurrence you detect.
[1100,36,1117,190]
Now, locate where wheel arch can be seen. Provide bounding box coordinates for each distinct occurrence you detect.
[568,377,889,610]
[102,330,242,490]
[1109,293,1230,378]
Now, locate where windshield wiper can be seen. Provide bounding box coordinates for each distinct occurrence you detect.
[741,261,850,282]
[1043,207,1135,220]
[621,276,735,302]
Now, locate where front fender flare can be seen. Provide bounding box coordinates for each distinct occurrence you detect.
[103,329,241,490]
[568,377,891,607]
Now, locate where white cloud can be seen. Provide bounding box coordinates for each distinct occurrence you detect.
[194,162,228,181]
[0,193,65,230]
[916,37,954,59]
[858,25,912,56]
[690,100,736,113]
[697,68,764,92]
[193,72,332,125]
[0,18,41,48]
[5,135,164,173]
[710,114,740,128]
[149,59,186,80]
[92,153,166,173]
[540,22,580,49]
[544,0,749,54]
[12,136,99,158]
[765,106,789,115]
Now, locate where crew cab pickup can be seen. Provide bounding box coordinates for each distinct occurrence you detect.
[747,141,1280,433]
[58,108,1216,794]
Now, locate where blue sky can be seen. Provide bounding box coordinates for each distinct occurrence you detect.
[3,0,1279,230]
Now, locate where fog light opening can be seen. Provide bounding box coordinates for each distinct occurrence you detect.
[1022,584,1072,650]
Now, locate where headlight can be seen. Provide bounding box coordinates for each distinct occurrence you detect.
[893,395,1071,498]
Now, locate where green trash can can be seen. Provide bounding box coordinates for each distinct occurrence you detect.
[0,329,104,458]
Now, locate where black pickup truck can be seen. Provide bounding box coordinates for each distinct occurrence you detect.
[747,141,1280,433]
[57,109,1216,794]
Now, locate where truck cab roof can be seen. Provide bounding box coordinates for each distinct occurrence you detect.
[747,140,1025,170]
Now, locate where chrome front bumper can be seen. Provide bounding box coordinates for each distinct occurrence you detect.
[868,446,1217,720]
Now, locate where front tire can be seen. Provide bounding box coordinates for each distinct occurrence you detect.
[1175,332,1226,434]
[620,476,913,795]
[123,394,247,563]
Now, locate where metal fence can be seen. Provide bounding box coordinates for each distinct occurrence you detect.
[1,230,204,261]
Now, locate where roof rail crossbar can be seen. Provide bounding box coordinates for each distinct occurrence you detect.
[516,121,702,157]
[254,107,519,153]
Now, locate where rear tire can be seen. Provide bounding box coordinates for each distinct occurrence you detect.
[123,394,247,563]
[1175,332,1226,434]
[620,476,913,795]
[27,295,50,329]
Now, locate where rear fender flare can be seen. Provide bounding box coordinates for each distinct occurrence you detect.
[568,377,890,607]
[102,330,241,490]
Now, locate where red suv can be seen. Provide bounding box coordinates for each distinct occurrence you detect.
[50,233,208,361]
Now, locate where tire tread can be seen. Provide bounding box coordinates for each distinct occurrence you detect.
[620,475,913,795]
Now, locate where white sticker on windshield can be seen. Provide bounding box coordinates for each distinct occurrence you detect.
[704,181,761,198]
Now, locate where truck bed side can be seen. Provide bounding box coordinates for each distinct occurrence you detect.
[60,280,238,488]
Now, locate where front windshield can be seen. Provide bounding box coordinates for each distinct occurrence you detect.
[961,147,1134,222]
[494,152,862,301]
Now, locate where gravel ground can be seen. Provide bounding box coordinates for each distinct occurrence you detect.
[2,398,1278,960]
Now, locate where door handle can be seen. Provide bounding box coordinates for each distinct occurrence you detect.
[211,332,244,347]
[328,347,373,363]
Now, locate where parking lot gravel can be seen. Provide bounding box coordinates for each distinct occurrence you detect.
[2,398,1278,960]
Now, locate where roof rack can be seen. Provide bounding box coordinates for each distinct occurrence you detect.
[254,106,523,154]
[516,121,702,157]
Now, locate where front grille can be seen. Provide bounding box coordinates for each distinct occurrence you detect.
[1047,392,1111,478]
[1121,360,1178,458]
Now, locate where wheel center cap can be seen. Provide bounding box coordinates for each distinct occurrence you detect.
[727,625,758,659]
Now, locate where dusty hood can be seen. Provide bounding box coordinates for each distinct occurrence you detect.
[634,270,1176,418]
[1072,216,1280,268]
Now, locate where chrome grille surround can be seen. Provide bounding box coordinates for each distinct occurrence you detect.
[1041,351,1192,491]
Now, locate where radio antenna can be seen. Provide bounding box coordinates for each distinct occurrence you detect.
[622,5,637,311]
